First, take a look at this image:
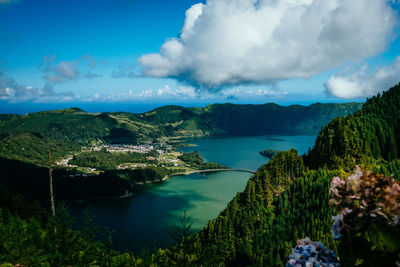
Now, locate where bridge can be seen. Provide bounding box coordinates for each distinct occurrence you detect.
[195,168,256,174]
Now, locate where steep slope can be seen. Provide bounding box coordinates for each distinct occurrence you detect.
[0,85,397,265]
[0,102,362,166]
[0,108,161,165]
[139,102,362,136]
[305,83,400,170]
[199,102,362,135]
[153,83,400,266]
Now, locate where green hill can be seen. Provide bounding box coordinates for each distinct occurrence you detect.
[151,83,400,266]
[0,102,361,166]
[4,97,391,266]
[138,102,362,136]
[0,109,161,165]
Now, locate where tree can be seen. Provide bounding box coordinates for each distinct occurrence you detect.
[168,210,194,266]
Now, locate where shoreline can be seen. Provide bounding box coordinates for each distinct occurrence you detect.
[161,168,255,182]
[64,169,255,203]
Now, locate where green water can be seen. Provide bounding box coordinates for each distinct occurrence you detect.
[70,135,316,251]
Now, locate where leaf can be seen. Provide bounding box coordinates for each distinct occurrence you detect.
[367,222,400,253]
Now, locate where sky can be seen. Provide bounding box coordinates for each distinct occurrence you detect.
[0,0,399,113]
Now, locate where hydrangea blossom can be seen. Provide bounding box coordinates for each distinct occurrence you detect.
[329,167,400,225]
[331,214,343,240]
[286,238,339,267]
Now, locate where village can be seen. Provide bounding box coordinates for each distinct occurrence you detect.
[55,142,190,174]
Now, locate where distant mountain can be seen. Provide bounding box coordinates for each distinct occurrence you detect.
[0,102,362,166]
[137,102,363,136]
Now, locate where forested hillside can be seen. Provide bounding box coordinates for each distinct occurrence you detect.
[0,103,361,167]
[138,102,362,136]
[305,88,400,171]
[1,86,398,266]
[152,83,400,266]
[0,108,161,165]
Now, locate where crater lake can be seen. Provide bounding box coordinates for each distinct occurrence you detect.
[69,135,316,251]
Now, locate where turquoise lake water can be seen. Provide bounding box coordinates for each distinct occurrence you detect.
[69,135,316,251]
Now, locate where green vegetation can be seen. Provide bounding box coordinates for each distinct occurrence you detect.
[0,155,172,201]
[305,87,400,171]
[259,149,281,158]
[154,150,338,266]
[0,185,145,266]
[0,102,361,167]
[0,132,78,166]
[138,102,362,136]
[57,167,172,200]
[1,84,399,266]
[151,83,400,265]
[69,149,157,170]
[0,108,161,166]
[178,151,227,170]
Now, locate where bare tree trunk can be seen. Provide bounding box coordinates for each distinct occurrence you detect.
[48,152,56,217]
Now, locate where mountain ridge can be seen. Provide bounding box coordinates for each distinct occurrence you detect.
[0,102,362,166]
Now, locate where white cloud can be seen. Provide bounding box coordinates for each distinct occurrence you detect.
[325,57,400,99]
[0,65,78,103]
[139,0,396,88]
[40,54,102,83]
[88,85,198,102]
[156,85,196,99]
[221,87,288,100]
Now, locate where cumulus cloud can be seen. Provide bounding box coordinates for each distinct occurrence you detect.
[139,0,397,88]
[325,57,400,99]
[40,54,102,83]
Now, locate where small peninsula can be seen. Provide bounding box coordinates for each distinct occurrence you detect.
[259,149,281,158]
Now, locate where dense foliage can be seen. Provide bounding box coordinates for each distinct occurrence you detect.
[57,167,172,200]
[0,103,360,166]
[259,149,281,158]
[0,156,171,201]
[178,151,227,170]
[154,152,338,266]
[0,132,80,166]
[0,84,398,266]
[305,84,400,171]
[139,102,362,136]
[69,149,157,170]
[152,83,400,266]
[0,185,145,266]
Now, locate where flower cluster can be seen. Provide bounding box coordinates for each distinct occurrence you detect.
[286,238,339,267]
[329,167,400,229]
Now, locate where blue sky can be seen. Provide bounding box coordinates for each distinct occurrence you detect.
[0,0,399,113]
